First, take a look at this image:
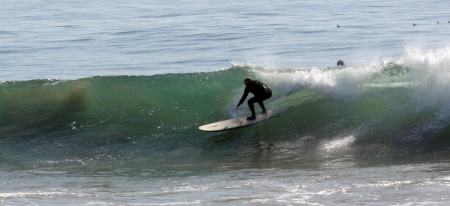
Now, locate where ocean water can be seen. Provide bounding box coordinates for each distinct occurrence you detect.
[1,0,450,205]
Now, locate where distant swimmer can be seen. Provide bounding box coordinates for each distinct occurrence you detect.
[337,24,341,28]
[413,23,417,26]
[337,60,345,67]
[236,78,272,120]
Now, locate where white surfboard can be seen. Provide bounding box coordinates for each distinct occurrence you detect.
[199,111,273,132]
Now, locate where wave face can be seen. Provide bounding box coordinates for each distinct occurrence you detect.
[1,48,450,171]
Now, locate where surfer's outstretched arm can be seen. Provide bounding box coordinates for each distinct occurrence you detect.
[236,87,249,109]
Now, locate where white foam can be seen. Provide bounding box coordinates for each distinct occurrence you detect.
[399,46,450,119]
[321,135,356,153]
[0,191,63,198]
[250,46,450,120]
[254,63,384,102]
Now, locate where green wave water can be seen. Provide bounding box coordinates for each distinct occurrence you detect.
[1,63,449,172]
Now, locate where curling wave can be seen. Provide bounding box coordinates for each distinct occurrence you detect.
[1,48,450,170]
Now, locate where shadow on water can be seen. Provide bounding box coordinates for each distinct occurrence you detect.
[1,84,88,139]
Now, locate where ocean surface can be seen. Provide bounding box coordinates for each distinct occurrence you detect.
[1,0,450,205]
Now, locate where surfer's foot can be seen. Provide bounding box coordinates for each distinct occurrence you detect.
[246,116,256,120]
[261,110,267,115]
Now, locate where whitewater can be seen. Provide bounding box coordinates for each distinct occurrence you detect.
[1,0,450,205]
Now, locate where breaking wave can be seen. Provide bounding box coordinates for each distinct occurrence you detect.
[1,47,449,171]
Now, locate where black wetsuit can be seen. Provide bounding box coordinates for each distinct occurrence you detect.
[237,80,272,118]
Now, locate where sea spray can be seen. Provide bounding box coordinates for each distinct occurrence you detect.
[400,47,450,117]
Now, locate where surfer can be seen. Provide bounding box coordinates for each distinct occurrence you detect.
[236,77,272,120]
